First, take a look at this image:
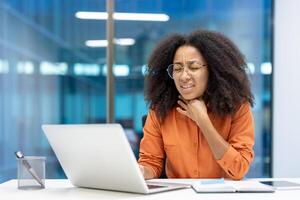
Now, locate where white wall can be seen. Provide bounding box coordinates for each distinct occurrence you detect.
[273,0,300,177]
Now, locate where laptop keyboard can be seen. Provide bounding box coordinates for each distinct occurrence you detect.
[147,184,167,189]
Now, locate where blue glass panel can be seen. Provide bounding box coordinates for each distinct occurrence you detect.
[0,0,272,183]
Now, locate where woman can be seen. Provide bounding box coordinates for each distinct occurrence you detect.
[138,29,255,180]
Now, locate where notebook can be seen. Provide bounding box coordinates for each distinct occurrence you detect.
[192,179,275,193]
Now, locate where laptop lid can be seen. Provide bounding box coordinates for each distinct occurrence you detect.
[42,124,187,194]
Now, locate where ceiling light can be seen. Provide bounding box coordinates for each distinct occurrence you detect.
[40,62,68,75]
[75,12,169,22]
[260,62,272,75]
[85,38,135,47]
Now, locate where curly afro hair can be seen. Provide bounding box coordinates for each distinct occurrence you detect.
[145,29,254,122]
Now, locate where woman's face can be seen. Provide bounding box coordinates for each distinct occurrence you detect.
[172,45,209,100]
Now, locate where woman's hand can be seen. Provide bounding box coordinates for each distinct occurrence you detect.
[176,95,209,127]
[139,165,156,180]
[177,95,229,160]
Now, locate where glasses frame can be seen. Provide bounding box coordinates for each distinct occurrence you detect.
[166,61,207,79]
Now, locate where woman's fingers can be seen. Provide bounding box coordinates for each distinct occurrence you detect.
[177,100,188,110]
[176,107,188,116]
[139,165,145,175]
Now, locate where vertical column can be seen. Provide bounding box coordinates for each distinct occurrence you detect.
[106,0,114,123]
[273,0,300,177]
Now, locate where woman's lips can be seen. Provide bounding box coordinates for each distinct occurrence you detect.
[180,85,194,93]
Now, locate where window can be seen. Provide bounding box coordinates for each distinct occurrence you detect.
[0,0,272,182]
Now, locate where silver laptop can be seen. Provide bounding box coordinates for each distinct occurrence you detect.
[42,124,188,194]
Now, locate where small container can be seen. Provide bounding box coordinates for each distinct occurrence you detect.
[17,156,46,190]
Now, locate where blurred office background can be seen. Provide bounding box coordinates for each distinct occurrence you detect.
[0,0,273,183]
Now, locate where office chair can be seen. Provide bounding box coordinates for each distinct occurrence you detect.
[142,115,147,127]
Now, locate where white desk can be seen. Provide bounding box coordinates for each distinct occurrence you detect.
[1,178,300,200]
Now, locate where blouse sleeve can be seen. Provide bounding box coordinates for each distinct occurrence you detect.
[138,110,165,178]
[216,103,255,180]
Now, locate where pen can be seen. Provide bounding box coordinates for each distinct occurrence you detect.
[15,151,45,188]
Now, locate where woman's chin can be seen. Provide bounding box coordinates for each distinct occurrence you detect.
[180,94,198,100]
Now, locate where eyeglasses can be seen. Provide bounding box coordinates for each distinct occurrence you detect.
[166,61,207,79]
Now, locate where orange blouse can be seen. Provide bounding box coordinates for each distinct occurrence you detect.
[138,103,255,180]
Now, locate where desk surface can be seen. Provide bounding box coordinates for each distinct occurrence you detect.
[1,178,300,200]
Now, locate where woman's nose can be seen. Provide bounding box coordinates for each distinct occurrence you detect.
[179,68,191,80]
